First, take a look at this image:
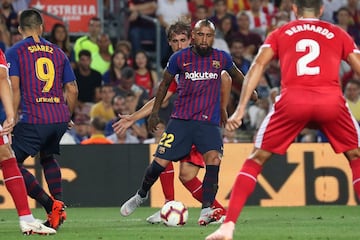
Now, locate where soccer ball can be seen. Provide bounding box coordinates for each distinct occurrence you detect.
[160,200,188,227]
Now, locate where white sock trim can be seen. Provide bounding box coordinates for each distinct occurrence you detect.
[239,172,257,182]
[4,175,23,182]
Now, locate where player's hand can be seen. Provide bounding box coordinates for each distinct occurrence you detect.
[226,111,244,131]
[148,113,161,132]
[251,89,258,102]
[112,114,134,135]
[1,118,14,137]
[220,108,228,127]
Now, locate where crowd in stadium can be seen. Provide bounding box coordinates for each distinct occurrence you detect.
[1,0,359,144]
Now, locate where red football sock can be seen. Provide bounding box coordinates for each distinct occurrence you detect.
[160,162,174,202]
[224,159,262,224]
[350,158,360,200]
[0,158,31,216]
[183,177,225,211]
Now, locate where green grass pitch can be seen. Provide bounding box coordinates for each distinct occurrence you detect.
[0,206,359,239]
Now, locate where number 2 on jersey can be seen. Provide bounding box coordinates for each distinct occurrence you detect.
[35,57,55,92]
[296,39,320,76]
[159,132,174,148]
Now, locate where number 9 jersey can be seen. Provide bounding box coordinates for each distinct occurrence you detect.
[5,36,76,124]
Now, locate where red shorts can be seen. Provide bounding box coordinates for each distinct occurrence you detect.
[255,89,360,154]
[180,145,205,168]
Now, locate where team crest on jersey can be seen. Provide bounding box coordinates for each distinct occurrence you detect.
[212,60,220,69]
[158,146,166,154]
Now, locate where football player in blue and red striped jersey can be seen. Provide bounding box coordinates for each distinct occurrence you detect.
[6,9,78,230]
[120,19,255,226]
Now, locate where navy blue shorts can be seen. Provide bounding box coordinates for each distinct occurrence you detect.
[154,119,223,161]
[12,122,68,163]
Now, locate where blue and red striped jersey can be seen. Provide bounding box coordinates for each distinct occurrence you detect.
[6,36,76,124]
[166,47,233,125]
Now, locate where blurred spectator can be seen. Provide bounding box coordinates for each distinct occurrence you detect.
[123,91,149,141]
[116,40,133,66]
[143,120,166,144]
[0,12,10,47]
[90,84,116,122]
[210,0,237,31]
[297,128,317,143]
[74,50,103,104]
[344,79,360,123]
[0,0,18,34]
[188,0,213,19]
[60,131,76,145]
[11,0,30,13]
[127,0,157,56]
[216,15,235,40]
[107,129,140,144]
[228,39,251,114]
[227,0,250,13]
[346,0,360,26]
[335,7,360,46]
[81,117,113,144]
[321,0,347,23]
[104,95,127,136]
[245,0,270,40]
[191,4,209,28]
[133,50,159,97]
[72,115,90,144]
[115,66,149,111]
[49,23,73,61]
[227,11,263,60]
[277,0,296,22]
[73,17,114,62]
[156,0,189,65]
[91,33,112,74]
[9,29,21,46]
[102,50,128,86]
[247,97,270,130]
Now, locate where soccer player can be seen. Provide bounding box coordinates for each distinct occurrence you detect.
[120,19,249,226]
[114,20,229,224]
[6,9,78,230]
[206,0,360,239]
[0,50,56,235]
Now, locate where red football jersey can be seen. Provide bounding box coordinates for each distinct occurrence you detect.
[264,18,359,90]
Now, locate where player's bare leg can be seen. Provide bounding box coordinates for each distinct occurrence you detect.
[205,221,235,240]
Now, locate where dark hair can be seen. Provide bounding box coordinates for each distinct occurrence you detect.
[90,117,106,131]
[49,23,71,56]
[167,21,191,40]
[89,17,101,24]
[78,49,91,59]
[121,66,135,79]
[19,9,43,31]
[294,0,323,16]
[109,50,128,84]
[133,50,152,70]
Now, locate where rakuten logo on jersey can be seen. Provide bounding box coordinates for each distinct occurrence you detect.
[184,71,218,81]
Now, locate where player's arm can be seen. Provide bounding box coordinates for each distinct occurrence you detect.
[0,68,15,135]
[347,51,360,75]
[64,81,78,115]
[227,46,274,131]
[220,71,232,127]
[9,75,20,118]
[113,91,174,135]
[148,70,174,132]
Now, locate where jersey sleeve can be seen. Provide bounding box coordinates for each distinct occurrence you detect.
[341,29,360,61]
[166,52,181,76]
[62,58,76,84]
[5,47,19,77]
[222,51,235,71]
[263,29,279,58]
